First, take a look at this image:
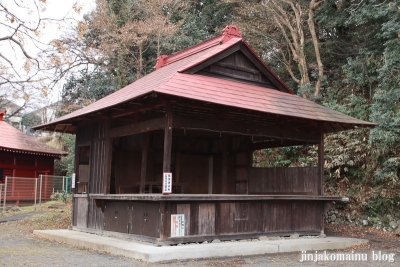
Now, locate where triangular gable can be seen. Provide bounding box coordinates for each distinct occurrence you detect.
[175,27,293,94]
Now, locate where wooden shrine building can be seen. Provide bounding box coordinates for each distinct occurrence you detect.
[0,110,67,202]
[34,26,376,245]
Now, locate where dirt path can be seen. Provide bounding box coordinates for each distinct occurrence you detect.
[0,221,399,266]
[0,211,46,223]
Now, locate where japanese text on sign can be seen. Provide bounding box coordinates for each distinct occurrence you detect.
[171,214,185,237]
[163,172,172,194]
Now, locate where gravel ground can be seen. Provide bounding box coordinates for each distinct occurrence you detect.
[1,220,399,266]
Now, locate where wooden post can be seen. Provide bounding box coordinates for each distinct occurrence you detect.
[163,103,173,173]
[221,137,228,194]
[71,142,80,226]
[175,152,181,183]
[317,133,324,196]
[246,149,253,194]
[104,119,112,194]
[208,156,213,194]
[159,201,167,240]
[140,134,149,194]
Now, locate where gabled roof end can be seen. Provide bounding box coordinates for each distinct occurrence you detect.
[154,55,169,70]
[154,25,242,70]
[219,25,242,44]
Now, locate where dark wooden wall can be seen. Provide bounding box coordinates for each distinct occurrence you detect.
[93,198,324,245]
[74,120,112,230]
[248,167,318,195]
[164,200,322,239]
[114,151,141,193]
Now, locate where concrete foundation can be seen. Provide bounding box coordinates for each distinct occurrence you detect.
[33,230,368,263]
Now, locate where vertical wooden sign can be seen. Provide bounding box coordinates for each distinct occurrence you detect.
[162,172,172,194]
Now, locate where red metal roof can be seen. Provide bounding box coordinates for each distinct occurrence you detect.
[34,25,376,131]
[156,73,374,125]
[0,110,67,157]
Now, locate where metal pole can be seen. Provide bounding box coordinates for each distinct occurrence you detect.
[34,178,38,211]
[3,176,8,214]
[39,174,43,210]
[62,176,65,192]
[66,177,69,194]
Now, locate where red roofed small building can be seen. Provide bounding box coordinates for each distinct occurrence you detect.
[0,110,67,202]
[34,26,376,245]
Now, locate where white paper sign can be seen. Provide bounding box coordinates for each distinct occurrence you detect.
[171,214,185,237]
[71,173,76,189]
[162,172,172,194]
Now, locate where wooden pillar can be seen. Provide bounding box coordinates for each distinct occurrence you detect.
[140,134,149,194]
[317,133,324,196]
[104,138,112,194]
[175,152,181,183]
[163,103,173,173]
[221,137,228,194]
[103,119,112,194]
[71,139,80,226]
[208,156,213,194]
[159,201,167,240]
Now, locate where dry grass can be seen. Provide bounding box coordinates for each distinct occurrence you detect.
[1,201,72,233]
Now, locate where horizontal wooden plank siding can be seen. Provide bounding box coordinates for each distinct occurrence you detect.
[248,167,318,195]
[77,197,326,245]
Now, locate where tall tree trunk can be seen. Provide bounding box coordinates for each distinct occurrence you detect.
[262,0,325,99]
[308,0,324,97]
[137,42,143,79]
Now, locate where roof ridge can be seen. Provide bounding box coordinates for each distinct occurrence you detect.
[154,25,243,70]
[154,35,222,70]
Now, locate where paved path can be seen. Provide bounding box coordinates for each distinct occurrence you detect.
[0,222,399,266]
[0,211,46,223]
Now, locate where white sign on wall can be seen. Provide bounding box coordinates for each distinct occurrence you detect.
[71,173,76,189]
[162,172,172,194]
[171,214,185,237]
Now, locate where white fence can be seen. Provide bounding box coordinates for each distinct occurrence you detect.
[0,175,72,212]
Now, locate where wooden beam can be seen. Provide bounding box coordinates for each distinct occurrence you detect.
[110,99,164,118]
[163,103,173,172]
[140,134,149,194]
[110,116,165,138]
[173,117,321,142]
[239,43,291,93]
[183,44,241,74]
[213,61,260,74]
[251,139,320,150]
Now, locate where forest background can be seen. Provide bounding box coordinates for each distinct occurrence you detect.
[1,0,400,230]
